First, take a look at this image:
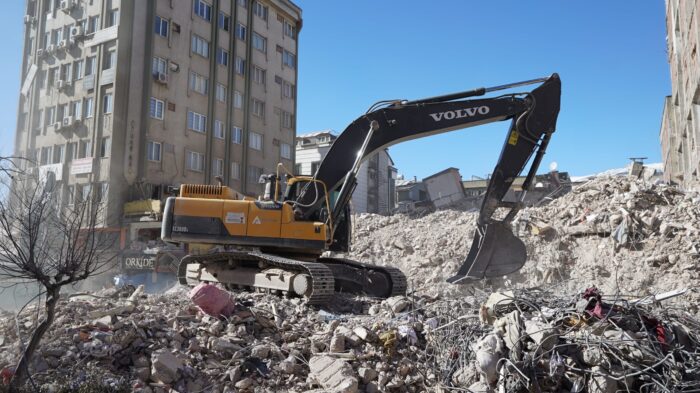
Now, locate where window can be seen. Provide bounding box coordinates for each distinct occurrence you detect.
[52,29,62,45]
[282,111,293,128]
[53,145,64,164]
[283,50,295,69]
[84,97,94,118]
[218,12,230,31]
[253,66,266,85]
[191,35,210,58]
[40,146,52,165]
[236,23,246,40]
[216,48,229,66]
[247,166,263,183]
[186,150,205,172]
[103,93,113,114]
[88,15,100,34]
[235,57,245,75]
[252,32,266,53]
[152,57,167,76]
[294,164,301,175]
[72,100,82,119]
[80,140,92,158]
[98,182,109,202]
[187,111,207,133]
[215,83,226,102]
[237,0,247,8]
[103,50,116,70]
[147,141,161,161]
[214,120,225,139]
[59,103,69,121]
[281,143,291,159]
[253,1,268,21]
[283,20,296,39]
[189,71,209,95]
[234,91,243,108]
[73,60,83,80]
[252,99,265,118]
[85,56,96,76]
[231,162,240,179]
[212,158,224,177]
[81,184,92,202]
[107,9,119,27]
[150,97,164,119]
[283,81,295,98]
[67,142,77,161]
[66,185,75,205]
[249,131,262,150]
[154,16,169,37]
[232,127,242,144]
[44,32,50,49]
[100,137,110,158]
[46,107,56,126]
[311,161,320,175]
[193,0,212,21]
[60,63,72,82]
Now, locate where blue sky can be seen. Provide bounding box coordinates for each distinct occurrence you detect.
[1,1,670,179]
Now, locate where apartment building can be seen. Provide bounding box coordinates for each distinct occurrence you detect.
[295,131,398,215]
[661,0,700,189]
[14,0,301,224]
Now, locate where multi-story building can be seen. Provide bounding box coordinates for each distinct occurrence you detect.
[295,130,398,215]
[14,0,301,285]
[661,0,700,189]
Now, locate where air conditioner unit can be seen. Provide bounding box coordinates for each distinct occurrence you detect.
[24,15,36,24]
[155,72,169,85]
[60,0,74,12]
[72,117,82,126]
[68,38,77,47]
[46,44,56,54]
[70,26,83,38]
[58,40,67,50]
[64,80,73,87]
[168,62,179,72]
[56,80,65,89]
[52,122,61,130]
[36,49,44,58]
[63,116,73,127]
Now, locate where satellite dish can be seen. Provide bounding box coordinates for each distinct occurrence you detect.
[549,161,558,172]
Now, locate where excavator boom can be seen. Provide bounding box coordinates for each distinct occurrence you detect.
[301,74,562,283]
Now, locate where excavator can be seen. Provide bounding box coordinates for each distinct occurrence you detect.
[161,74,561,304]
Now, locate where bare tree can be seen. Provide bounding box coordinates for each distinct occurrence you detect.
[0,171,117,391]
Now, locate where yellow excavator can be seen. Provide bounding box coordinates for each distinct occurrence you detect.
[161,74,562,304]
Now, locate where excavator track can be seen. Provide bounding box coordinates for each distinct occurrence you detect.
[178,252,407,304]
[318,257,408,297]
[178,251,335,305]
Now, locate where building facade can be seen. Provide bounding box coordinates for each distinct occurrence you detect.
[661,0,700,189]
[14,0,301,226]
[295,131,398,215]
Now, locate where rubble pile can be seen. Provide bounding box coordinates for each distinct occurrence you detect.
[348,176,700,307]
[516,177,700,307]
[0,286,443,392]
[425,287,700,392]
[0,176,698,392]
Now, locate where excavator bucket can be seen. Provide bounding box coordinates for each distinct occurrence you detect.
[447,221,526,284]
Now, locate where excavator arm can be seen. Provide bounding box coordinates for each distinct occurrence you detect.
[299,74,562,283]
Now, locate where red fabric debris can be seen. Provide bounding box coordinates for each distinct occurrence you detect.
[582,287,606,319]
[189,282,236,318]
[1,367,14,385]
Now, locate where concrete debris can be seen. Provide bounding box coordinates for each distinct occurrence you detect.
[309,355,358,393]
[0,177,699,392]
